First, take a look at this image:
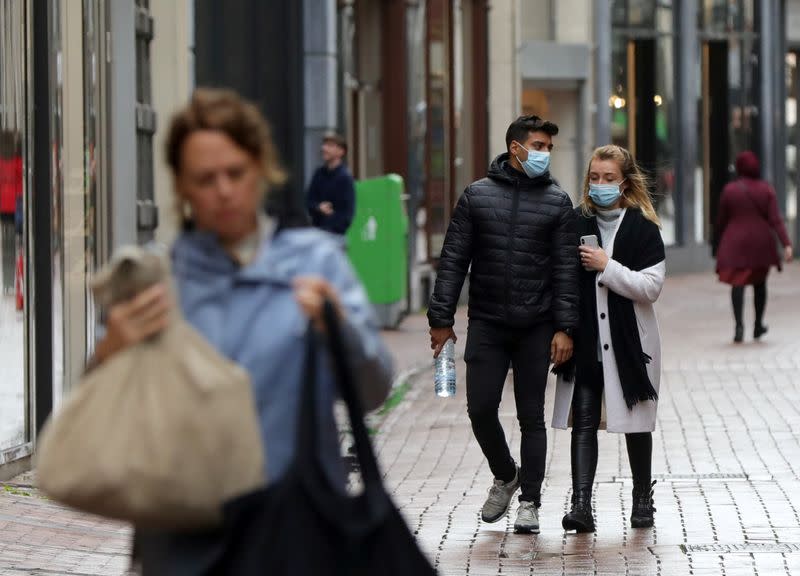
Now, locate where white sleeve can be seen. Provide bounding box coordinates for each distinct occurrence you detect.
[597,259,666,304]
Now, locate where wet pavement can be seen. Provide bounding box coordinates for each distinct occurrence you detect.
[375,264,800,575]
[1,264,799,574]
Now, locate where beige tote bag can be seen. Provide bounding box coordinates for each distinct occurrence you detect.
[36,247,265,530]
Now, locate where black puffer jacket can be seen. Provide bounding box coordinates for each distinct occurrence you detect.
[427,154,579,331]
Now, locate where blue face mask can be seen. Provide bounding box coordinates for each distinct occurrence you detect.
[588,181,625,207]
[514,143,550,178]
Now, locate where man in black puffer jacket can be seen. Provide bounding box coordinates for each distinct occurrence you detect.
[428,115,579,534]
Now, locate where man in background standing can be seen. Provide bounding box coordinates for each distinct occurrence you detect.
[306,133,356,237]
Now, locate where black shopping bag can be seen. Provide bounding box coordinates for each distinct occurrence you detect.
[215,302,437,576]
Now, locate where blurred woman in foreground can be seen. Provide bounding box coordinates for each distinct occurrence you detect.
[91,88,392,574]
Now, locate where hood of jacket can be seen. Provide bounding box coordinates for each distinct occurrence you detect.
[487,152,554,189]
[735,151,761,179]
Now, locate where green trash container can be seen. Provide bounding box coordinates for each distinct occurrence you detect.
[346,174,408,328]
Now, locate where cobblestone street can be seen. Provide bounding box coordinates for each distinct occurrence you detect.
[0,265,799,574]
[376,263,800,575]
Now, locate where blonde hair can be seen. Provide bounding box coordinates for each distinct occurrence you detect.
[580,145,661,227]
[165,88,287,223]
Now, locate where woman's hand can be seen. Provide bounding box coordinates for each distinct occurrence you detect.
[785,245,794,263]
[293,276,345,332]
[579,245,610,272]
[94,284,171,365]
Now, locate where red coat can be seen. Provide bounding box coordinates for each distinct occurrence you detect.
[0,156,22,215]
[716,177,791,272]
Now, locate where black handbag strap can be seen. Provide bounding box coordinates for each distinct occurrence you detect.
[296,301,385,492]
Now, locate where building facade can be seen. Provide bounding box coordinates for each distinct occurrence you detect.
[193,0,491,310]
[0,0,191,477]
[502,0,794,272]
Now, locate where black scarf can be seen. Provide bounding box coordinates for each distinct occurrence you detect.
[570,208,665,408]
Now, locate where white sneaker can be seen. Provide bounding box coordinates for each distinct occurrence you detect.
[513,501,540,534]
[480,468,520,523]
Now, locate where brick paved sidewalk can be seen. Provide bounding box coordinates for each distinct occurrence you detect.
[1,265,799,574]
[375,263,800,575]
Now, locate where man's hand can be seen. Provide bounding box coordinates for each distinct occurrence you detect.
[579,245,609,272]
[319,201,335,216]
[430,327,457,358]
[551,331,574,366]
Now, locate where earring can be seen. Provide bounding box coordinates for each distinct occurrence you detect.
[181,200,193,221]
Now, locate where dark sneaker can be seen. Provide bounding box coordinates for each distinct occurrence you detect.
[513,501,540,534]
[480,468,520,523]
[631,480,657,528]
[562,489,595,533]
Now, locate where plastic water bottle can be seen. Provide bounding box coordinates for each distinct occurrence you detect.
[434,339,457,397]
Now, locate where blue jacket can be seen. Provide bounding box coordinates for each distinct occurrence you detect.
[136,226,392,574]
[306,163,356,235]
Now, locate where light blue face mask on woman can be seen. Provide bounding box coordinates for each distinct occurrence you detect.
[514,142,550,178]
[588,181,625,207]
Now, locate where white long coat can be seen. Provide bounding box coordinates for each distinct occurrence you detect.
[552,208,666,434]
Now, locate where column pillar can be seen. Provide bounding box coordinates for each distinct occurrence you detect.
[759,0,776,188]
[593,0,611,147]
[303,0,338,187]
[675,0,698,245]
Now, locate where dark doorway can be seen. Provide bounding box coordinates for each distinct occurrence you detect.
[704,40,729,242]
[633,38,656,179]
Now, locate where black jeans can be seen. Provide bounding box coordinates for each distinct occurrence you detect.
[571,362,652,492]
[465,319,552,505]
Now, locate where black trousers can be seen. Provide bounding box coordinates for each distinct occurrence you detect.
[465,319,552,505]
[571,362,652,492]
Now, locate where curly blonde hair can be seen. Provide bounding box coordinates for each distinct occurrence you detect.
[580,145,661,227]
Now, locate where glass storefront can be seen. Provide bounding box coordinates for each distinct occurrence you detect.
[698,0,760,244]
[425,0,452,259]
[0,0,29,454]
[0,0,107,470]
[787,51,798,244]
[610,0,772,248]
[610,1,677,245]
[407,0,428,265]
[52,0,104,402]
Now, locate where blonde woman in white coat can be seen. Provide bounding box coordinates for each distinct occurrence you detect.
[552,145,665,533]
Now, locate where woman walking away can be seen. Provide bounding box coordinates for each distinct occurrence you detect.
[89,88,393,575]
[715,151,793,343]
[553,145,666,533]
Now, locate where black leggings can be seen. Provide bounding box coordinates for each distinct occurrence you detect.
[571,364,652,492]
[731,283,767,328]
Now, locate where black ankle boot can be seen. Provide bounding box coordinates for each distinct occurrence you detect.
[734,324,744,343]
[754,324,768,340]
[562,489,595,533]
[631,480,656,528]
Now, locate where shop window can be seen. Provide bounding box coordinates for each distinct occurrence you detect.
[0,0,28,453]
[610,1,676,245]
[787,51,799,243]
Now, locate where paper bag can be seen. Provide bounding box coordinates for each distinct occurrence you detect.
[36,247,265,530]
